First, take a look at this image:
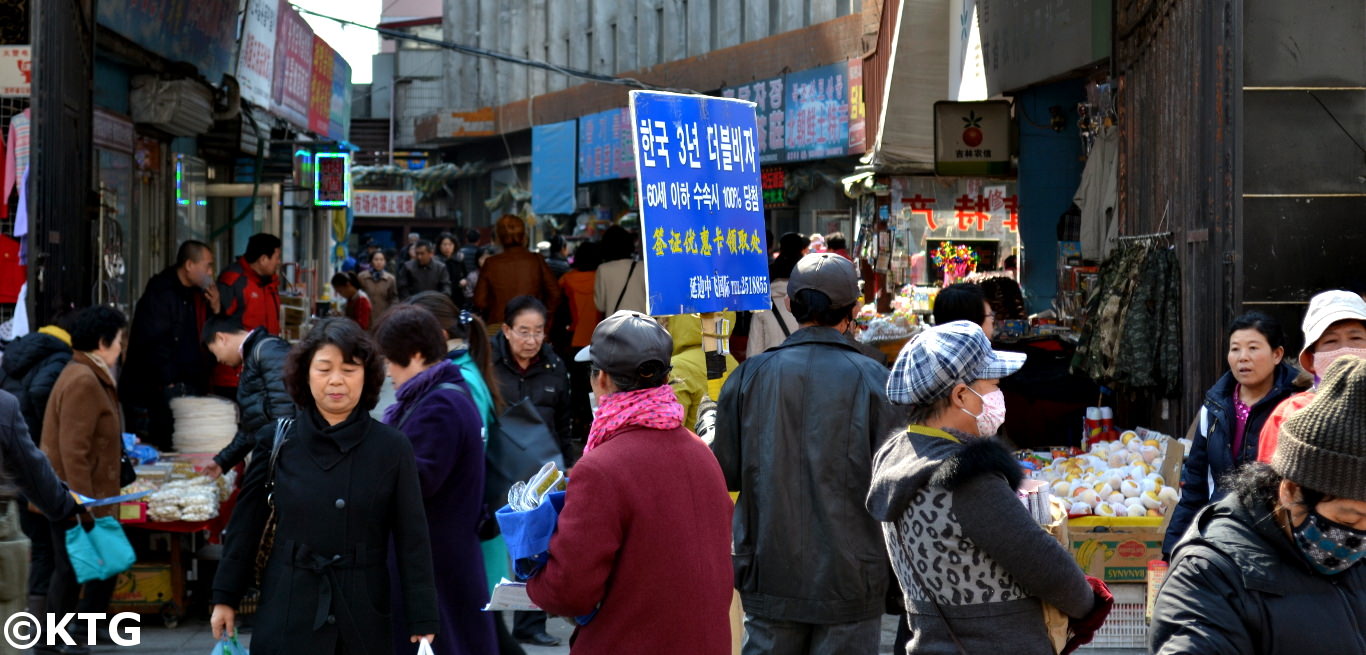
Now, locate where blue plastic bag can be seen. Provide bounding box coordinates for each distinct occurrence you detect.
[211,635,250,655]
[495,491,566,579]
[65,517,136,583]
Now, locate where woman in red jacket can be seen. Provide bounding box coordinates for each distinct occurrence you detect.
[526,311,734,654]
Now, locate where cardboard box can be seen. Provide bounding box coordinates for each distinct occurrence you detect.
[1069,516,1167,582]
[111,565,173,607]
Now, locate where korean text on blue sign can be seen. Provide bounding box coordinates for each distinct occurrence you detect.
[629,91,770,315]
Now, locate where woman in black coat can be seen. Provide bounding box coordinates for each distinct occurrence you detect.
[211,318,439,654]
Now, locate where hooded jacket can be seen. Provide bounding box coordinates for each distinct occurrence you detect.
[0,326,72,446]
[712,326,897,624]
[1152,489,1366,655]
[866,427,1095,655]
[1165,363,1301,555]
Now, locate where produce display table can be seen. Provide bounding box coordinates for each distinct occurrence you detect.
[112,491,237,627]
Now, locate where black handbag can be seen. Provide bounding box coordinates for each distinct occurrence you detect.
[484,397,564,509]
[119,452,137,488]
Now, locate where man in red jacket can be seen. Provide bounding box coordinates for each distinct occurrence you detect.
[527,310,734,654]
[213,233,282,395]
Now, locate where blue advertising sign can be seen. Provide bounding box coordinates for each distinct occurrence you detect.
[784,62,851,161]
[97,0,238,82]
[532,120,577,215]
[720,76,785,164]
[629,91,771,315]
[578,108,635,182]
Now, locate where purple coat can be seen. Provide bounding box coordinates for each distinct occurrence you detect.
[385,361,497,655]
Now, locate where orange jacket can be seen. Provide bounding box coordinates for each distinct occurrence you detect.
[1256,390,1315,463]
[559,270,600,348]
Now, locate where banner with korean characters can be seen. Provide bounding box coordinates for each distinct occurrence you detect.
[783,62,852,161]
[353,190,416,218]
[629,91,771,315]
[577,108,635,182]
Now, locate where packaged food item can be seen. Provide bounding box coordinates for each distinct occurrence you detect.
[146,479,220,522]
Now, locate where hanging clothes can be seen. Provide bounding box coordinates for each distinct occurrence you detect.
[4,109,30,208]
[1072,241,1181,395]
[0,234,25,303]
[1075,125,1118,261]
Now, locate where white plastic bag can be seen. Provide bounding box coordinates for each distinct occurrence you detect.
[416,637,434,655]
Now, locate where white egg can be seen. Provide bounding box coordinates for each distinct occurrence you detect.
[1107,492,1126,505]
[1109,501,1129,515]
[1124,497,1146,510]
[1121,480,1141,497]
[1107,473,1125,490]
[1070,502,1093,516]
[1095,502,1117,517]
[1121,430,1139,444]
[1125,504,1149,518]
[1152,457,1165,470]
[1130,465,1148,480]
[1145,472,1166,485]
[1108,453,1129,468]
[1158,486,1179,504]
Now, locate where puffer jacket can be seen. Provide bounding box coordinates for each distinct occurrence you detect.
[1151,489,1366,655]
[490,333,571,454]
[0,327,72,446]
[1164,363,1300,555]
[711,326,898,624]
[212,328,296,471]
[866,426,1095,655]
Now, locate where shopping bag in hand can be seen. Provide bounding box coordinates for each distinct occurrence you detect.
[495,490,567,579]
[65,516,135,583]
[210,635,249,655]
[416,637,434,655]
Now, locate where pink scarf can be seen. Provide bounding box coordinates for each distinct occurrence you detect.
[583,384,685,455]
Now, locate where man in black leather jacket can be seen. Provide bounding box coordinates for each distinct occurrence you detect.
[713,254,898,654]
[200,315,295,478]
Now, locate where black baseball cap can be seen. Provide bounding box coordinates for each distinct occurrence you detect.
[575,310,674,377]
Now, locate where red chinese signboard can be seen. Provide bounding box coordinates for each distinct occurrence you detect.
[271,0,312,129]
[309,35,333,136]
[353,190,416,217]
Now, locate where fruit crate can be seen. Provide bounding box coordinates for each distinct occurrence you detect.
[1079,583,1147,651]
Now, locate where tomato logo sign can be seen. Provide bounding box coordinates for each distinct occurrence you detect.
[961,110,984,147]
[1117,540,1147,559]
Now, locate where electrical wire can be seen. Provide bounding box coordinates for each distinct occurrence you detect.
[290,4,695,94]
[1307,91,1366,157]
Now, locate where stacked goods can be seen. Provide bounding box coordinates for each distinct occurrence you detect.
[169,396,239,453]
[146,478,222,522]
[1031,430,1188,518]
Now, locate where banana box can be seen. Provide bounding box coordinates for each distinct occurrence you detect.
[1069,514,1171,582]
[110,564,173,609]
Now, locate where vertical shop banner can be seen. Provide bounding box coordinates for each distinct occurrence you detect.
[721,76,785,164]
[577,108,635,182]
[329,53,352,141]
[271,0,313,130]
[309,36,334,136]
[531,120,577,215]
[629,91,770,315]
[237,0,278,107]
[96,0,237,82]
[847,58,866,154]
[784,62,851,161]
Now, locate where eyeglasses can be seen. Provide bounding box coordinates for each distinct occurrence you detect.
[512,328,546,341]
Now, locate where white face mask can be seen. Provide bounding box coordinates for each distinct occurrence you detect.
[962,386,1007,435]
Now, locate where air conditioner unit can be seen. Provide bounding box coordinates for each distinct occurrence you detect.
[130,76,216,137]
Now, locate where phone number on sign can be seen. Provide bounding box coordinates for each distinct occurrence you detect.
[688,275,769,301]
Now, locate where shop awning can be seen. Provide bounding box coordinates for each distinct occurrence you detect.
[865,0,950,172]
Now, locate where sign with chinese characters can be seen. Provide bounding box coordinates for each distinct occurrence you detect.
[353,190,416,217]
[236,0,277,107]
[934,101,1012,176]
[784,62,851,161]
[761,167,787,206]
[309,35,334,137]
[890,177,1019,241]
[577,108,635,182]
[721,76,786,164]
[629,91,770,315]
[271,0,313,130]
[0,46,31,97]
[314,152,350,206]
[847,58,866,153]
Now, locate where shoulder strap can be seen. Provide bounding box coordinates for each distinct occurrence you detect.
[614,260,637,313]
[771,299,793,337]
[265,417,294,507]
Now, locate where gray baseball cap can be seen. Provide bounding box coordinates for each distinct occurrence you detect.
[788,253,860,307]
[575,310,674,377]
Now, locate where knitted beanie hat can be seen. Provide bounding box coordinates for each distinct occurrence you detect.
[1274,355,1366,500]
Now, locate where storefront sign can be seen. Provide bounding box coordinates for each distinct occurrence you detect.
[93,108,134,154]
[237,0,277,108]
[308,36,333,137]
[933,100,1012,176]
[784,62,851,161]
[761,167,787,206]
[630,91,770,315]
[847,58,866,153]
[97,0,237,82]
[577,108,635,183]
[414,108,497,142]
[531,120,577,215]
[0,46,31,97]
[329,54,352,142]
[314,152,350,206]
[271,0,314,130]
[890,177,1019,241]
[721,75,785,164]
[353,190,416,217]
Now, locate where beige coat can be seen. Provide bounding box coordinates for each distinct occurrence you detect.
[41,352,122,519]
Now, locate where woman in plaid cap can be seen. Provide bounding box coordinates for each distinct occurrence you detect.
[866,321,1111,655]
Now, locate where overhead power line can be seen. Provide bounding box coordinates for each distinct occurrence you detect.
[290,4,693,94]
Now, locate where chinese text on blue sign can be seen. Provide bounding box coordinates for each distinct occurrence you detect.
[629,91,771,315]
